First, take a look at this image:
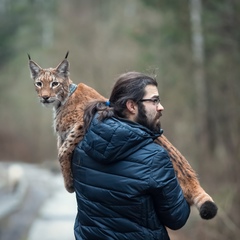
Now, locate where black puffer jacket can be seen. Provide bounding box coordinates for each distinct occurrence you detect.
[72,116,190,240]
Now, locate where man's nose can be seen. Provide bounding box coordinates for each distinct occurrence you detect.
[156,103,164,111]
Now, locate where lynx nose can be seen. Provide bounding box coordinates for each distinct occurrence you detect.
[42,96,49,101]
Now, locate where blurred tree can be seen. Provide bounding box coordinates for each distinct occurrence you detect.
[203,0,240,232]
[189,0,209,155]
[0,0,58,163]
[0,1,239,237]
[204,0,240,160]
[138,0,240,238]
[0,0,23,66]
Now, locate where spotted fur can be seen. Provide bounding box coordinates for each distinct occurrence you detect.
[28,53,217,219]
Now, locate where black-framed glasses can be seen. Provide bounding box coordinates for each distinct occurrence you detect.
[139,97,161,106]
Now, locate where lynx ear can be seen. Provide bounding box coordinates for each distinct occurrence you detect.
[56,53,70,78]
[28,54,42,79]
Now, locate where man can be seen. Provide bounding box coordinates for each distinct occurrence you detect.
[72,72,190,240]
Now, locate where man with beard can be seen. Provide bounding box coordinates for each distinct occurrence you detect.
[71,72,190,240]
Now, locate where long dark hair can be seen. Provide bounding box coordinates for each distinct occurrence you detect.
[83,71,158,132]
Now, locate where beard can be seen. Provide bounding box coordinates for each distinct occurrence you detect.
[135,104,161,133]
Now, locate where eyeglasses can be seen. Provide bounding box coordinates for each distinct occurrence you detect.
[140,97,161,106]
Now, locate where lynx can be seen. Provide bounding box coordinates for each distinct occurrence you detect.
[28,52,217,220]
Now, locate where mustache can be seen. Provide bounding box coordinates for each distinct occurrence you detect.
[156,112,162,119]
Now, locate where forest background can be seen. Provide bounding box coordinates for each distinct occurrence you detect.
[0,0,239,239]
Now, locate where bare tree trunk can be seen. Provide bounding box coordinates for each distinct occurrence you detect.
[189,0,209,158]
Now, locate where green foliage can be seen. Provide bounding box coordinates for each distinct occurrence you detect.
[141,0,183,10]
[0,0,23,65]
[0,0,58,68]
[137,0,191,47]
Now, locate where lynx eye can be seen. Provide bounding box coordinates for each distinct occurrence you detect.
[35,82,42,88]
[51,82,60,88]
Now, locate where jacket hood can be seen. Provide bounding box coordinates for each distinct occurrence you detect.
[81,116,163,164]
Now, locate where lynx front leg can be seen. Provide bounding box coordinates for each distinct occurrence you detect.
[58,124,84,193]
[156,135,218,220]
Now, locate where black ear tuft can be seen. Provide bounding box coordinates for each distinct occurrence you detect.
[27,53,31,60]
[65,51,69,59]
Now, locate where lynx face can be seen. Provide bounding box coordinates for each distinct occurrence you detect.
[29,57,71,108]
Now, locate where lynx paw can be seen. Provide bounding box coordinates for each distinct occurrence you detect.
[200,201,218,219]
[66,186,75,193]
[66,184,75,193]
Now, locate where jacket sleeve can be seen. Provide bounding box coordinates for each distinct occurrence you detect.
[148,147,190,230]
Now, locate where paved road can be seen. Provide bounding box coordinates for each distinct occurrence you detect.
[0,163,76,240]
[27,174,76,240]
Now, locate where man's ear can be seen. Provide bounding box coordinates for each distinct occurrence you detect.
[126,100,137,114]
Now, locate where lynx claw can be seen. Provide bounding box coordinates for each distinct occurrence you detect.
[200,201,218,219]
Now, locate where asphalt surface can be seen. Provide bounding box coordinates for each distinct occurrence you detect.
[0,163,76,240]
[27,174,76,240]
